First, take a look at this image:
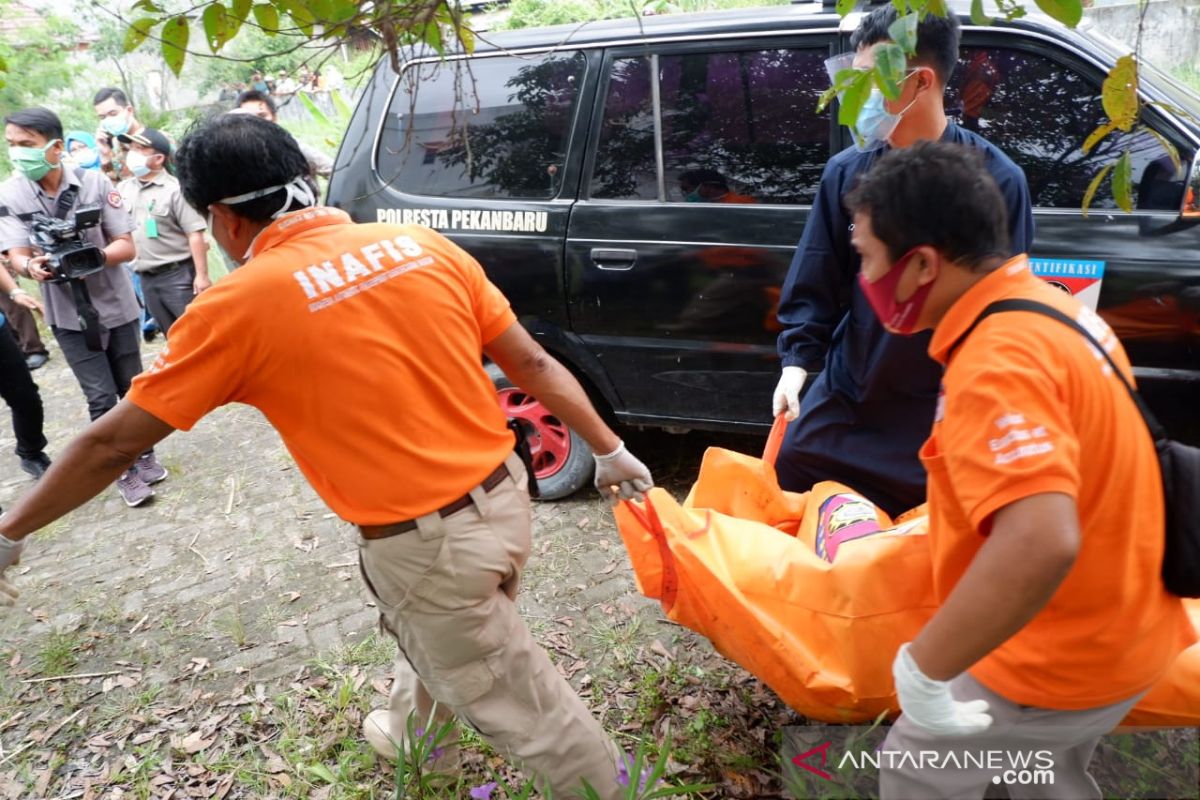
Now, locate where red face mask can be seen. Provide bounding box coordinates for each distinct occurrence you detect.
[856,247,935,335]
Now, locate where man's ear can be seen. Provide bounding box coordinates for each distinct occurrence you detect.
[210,203,242,238]
[913,245,942,286]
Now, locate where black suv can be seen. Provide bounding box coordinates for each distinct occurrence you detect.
[328,2,1200,497]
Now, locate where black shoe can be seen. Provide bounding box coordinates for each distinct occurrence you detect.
[24,353,48,371]
[19,452,51,479]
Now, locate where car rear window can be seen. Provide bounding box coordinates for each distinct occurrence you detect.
[377,51,586,200]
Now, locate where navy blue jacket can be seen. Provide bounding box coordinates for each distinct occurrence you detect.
[774,123,1034,516]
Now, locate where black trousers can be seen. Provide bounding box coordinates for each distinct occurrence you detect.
[0,323,47,458]
[53,320,143,422]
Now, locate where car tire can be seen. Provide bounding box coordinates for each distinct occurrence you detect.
[486,363,594,500]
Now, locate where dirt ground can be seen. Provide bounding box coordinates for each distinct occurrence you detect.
[0,339,801,799]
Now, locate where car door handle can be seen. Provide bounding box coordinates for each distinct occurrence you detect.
[590,248,637,271]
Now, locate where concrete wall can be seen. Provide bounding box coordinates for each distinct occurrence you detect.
[1084,0,1200,71]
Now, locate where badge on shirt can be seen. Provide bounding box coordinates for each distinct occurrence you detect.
[145,217,159,238]
[107,190,122,209]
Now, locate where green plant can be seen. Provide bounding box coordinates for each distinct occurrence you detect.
[37,630,80,676]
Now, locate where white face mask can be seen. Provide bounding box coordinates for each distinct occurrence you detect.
[126,151,153,178]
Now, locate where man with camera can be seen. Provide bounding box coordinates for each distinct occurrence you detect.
[0,107,167,507]
[116,128,211,334]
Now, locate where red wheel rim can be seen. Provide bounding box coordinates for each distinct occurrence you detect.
[497,387,571,480]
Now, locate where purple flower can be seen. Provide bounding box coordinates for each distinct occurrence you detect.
[616,753,662,792]
[470,782,498,799]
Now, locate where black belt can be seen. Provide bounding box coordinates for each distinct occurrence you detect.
[140,258,192,277]
[358,462,511,540]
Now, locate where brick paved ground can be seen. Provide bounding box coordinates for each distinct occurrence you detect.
[0,336,796,798]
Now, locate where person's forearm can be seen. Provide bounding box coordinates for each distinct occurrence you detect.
[507,355,620,455]
[909,501,1078,680]
[188,234,210,278]
[104,236,136,267]
[0,402,170,540]
[0,268,17,295]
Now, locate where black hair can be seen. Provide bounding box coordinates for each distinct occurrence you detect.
[850,6,961,86]
[4,107,64,142]
[845,141,1009,272]
[678,168,729,190]
[93,87,130,107]
[236,89,277,116]
[174,113,315,221]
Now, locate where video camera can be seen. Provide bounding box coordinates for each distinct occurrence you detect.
[28,206,105,282]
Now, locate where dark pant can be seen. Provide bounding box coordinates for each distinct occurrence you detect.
[53,320,143,422]
[140,262,195,335]
[0,292,48,356]
[0,323,46,458]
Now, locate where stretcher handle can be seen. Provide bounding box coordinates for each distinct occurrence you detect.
[762,413,788,467]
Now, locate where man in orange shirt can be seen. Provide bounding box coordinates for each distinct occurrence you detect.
[0,115,652,800]
[845,142,1194,797]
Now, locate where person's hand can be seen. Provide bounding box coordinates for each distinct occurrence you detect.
[0,532,25,574]
[9,289,42,315]
[0,575,17,607]
[26,256,52,283]
[771,366,807,421]
[893,643,993,736]
[193,273,212,295]
[593,441,653,505]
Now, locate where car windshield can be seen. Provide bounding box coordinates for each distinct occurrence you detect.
[1075,19,1200,121]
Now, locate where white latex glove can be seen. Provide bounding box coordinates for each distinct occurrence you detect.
[0,576,17,607]
[0,532,24,574]
[593,441,654,505]
[771,366,807,421]
[893,643,993,736]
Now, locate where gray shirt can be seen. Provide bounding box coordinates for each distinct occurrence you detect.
[118,172,207,271]
[0,167,139,331]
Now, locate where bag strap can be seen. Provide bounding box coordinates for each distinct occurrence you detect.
[52,169,86,221]
[948,298,1167,442]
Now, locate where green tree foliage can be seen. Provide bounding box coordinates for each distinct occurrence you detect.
[501,0,786,30]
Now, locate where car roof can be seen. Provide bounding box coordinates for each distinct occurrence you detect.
[469,0,1065,52]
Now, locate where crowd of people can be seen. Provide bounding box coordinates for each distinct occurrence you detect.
[0,7,1192,800]
[218,63,345,105]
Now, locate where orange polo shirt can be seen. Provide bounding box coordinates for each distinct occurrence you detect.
[924,255,1195,710]
[127,207,518,524]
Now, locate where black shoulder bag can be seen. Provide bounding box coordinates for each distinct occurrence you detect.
[953,298,1200,598]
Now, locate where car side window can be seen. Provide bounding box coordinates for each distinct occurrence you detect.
[377,52,585,200]
[591,47,831,205]
[946,45,1187,211]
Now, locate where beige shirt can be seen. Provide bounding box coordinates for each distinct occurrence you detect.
[0,167,138,331]
[117,172,206,272]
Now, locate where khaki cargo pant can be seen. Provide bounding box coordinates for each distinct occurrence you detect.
[357,452,623,799]
[880,672,1145,800]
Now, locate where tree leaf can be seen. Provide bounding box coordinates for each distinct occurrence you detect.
[455,20,475,53]
[0,54,8,72]
[891,0,907,15]
[231,0,252,22]
[887,12,919,54]
[309,0,334,20]
[926,0,950,17]
[836,0,855,16]
[421,20,444,55]
[1102,55,1139,131]
[282,0,316,37]
[1081,161,1115,218]
[1112,149,1133,213]
[1082,120,1117,155]
[253,2,280,33]
[874,44,907,100]
[123,16,156,53]
[1033,0,1082,27]
[297,90,331,126]
[202,3,230,53]
[329,0,357,23]
[838,69,874,130]
[131,0,163,12]
[161,16,189,77]
[970,0,994,26]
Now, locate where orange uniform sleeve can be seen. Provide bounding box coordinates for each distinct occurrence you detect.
[126,309,246,431]
[940,330,1081,532]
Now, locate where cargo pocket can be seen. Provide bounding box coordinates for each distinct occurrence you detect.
[455,654,539,741]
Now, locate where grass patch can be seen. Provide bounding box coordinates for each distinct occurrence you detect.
[37,631,81,676]
[332,631,395,668]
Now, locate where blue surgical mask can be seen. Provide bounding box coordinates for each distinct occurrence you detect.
[72,147,100,169]
[101,112,131,137]
[853,75,919,152]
